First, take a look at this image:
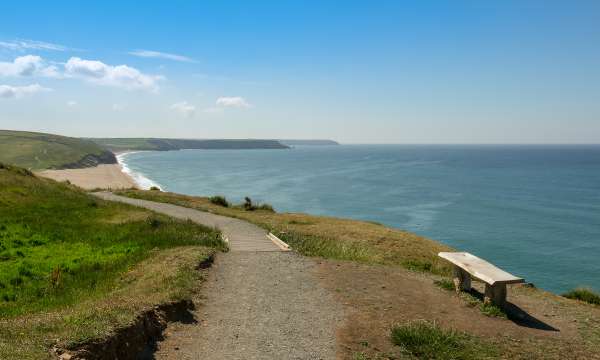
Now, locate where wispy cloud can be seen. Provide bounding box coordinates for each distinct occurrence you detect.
[216,96,251,108]
[65,57,163,92]
[129,49,196,63]
[67,100,77,107]
[0,39,68,52]
[0,55,60,78]
[170,101,196,117]
[0,84,51,99]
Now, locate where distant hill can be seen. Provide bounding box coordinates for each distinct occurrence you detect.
[279,140,339,146]
[89,138,290,152]
[0,130,116,170]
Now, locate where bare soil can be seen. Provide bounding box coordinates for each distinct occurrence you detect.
[314,259,600,359]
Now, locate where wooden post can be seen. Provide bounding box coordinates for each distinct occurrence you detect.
[484,283,507,308]
[452,265,471,293]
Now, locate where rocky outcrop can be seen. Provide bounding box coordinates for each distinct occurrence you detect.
[55,151,117,170]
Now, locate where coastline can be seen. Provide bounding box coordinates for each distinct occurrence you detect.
[115,151,163,190]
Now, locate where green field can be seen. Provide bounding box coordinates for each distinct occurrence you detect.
[0,130,114,170]
[0,163,226,357]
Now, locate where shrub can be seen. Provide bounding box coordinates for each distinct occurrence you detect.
[243,196,255,211]
[209,195,230,207]
[391,320,495,359]
[150,186,161,191]
[257,203,275,212]
[563,288,600,305]
[147,216,162,229]
[240,196,274,212]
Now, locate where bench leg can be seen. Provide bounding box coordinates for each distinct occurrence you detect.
[484,283,507,308]
[452,266,471,293]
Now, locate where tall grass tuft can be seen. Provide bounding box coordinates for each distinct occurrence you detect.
[434,278,455,291]
[391,320,496,359]
[563,288,600,305]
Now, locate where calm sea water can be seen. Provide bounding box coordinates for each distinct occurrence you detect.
[119,145,600,294]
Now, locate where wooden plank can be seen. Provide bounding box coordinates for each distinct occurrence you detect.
[438,252,524,285]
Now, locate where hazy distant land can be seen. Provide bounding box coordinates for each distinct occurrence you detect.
[0,130,339,171]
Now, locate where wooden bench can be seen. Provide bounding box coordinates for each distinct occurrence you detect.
[438,252,524,308]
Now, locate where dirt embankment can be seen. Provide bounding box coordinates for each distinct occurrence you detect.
[52,256,215,360]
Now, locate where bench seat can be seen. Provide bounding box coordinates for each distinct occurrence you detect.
[438,252,524,308]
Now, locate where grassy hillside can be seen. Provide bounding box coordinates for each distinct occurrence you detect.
[116,191,600,359]
[90,137,289,151]
[0,130,116,170]
[0,163,225,358]
[116,190,453,274]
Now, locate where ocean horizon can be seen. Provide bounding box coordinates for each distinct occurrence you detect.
[118,144,600,294]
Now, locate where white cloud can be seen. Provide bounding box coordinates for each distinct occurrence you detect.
[216,96,251,108]
[0,55,60,77]
[0,39,67,52]
[170,101,195,117]
[67,100,77,107]
[65,57,163,92]
[129,49,196,63]
[0,84,51,99]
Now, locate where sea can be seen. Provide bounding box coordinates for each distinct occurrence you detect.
[118,145,600,294]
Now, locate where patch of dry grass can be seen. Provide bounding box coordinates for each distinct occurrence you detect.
[0,246,214,359]
[117,190,453,274]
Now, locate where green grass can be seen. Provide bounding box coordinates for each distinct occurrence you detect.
[0,246,216,359]
[391,321,497,359]
[563,288,600,306]
[0,163,225,317]
[0,130,111,170]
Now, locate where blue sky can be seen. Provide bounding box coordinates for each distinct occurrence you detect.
[0,1,599,143]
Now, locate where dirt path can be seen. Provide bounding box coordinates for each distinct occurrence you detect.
[94,192,280,251]
[93,192,343,359]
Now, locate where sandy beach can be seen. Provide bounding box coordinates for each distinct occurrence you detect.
[37,164,137,190]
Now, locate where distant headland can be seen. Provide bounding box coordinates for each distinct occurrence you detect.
[0,130,339,170]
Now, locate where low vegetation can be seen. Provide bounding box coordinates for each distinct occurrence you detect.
[434,278,456,291]
[0,246,216,359]
[563,288,600,306]
[0,164,226,357]
[391,321,497,359]
[241,196,275,212]
[116,190,452,274]
[209,195,230,207]
[0,130,114,170]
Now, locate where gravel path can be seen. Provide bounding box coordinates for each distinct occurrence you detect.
[93,192,343,359]
[94,192,280,251]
